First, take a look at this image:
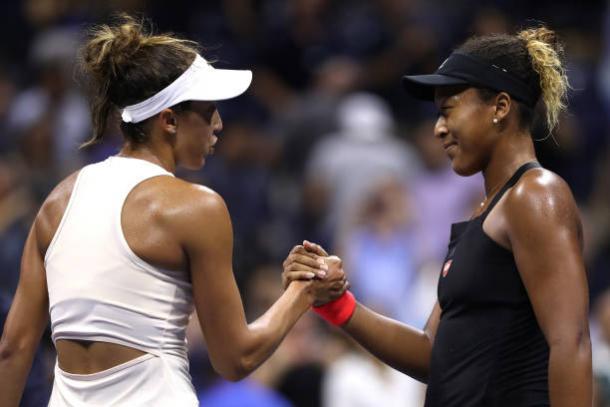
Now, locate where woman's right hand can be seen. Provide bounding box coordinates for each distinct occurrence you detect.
[282,242,349,306]
[281,244,328,289]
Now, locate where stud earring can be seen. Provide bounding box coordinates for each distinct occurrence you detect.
[492,118,498,124]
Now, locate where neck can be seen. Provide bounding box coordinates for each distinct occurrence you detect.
[118,141,176,174]
[482,130,536,196]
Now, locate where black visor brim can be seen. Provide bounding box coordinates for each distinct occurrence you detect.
[401,74,470,101]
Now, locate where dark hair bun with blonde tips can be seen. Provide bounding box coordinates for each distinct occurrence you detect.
[457,25,569,134]
[517,26,569,133]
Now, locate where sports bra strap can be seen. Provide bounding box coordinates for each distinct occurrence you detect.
[481,161,541,220]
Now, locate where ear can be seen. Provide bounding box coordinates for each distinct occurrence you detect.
[158,109,178,135]
[493,92,512,123]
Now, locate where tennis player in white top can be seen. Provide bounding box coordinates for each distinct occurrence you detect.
[0,14,346,406]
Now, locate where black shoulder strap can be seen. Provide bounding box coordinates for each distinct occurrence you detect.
[481,161,542,220]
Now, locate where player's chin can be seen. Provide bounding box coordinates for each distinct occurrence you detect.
[450,155,480,177]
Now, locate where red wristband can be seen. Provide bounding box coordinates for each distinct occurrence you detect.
[312,291,356,326]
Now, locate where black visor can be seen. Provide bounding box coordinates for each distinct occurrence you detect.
[402,52,540,107]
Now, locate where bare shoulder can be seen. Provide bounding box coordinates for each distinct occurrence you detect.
[507,168,577,213]
[39,171,80,216]
[143,176,227,217]
[504,168,581,236]
[136,176,230,238]
[36,171,81,252]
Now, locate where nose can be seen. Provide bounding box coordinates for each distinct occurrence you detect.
[212,110,223,133]
[434,116,448,140]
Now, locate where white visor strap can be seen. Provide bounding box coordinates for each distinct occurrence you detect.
[121,54,213,124]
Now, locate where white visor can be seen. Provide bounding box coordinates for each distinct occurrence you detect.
[121,54,252,123]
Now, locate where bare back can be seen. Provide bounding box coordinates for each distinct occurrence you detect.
[40,171,193,374]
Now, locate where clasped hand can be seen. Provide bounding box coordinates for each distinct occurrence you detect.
[282,240,349,306]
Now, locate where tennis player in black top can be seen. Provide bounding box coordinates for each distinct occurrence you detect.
[282,26,591,406]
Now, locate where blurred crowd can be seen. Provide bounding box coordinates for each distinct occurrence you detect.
[1,0,609,406]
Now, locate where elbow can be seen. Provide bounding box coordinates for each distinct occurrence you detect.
[548,329,592,356]
[218,363,249,382]
[0,335,18,363]
[233,354,259,381]
[0,328,37,361]
[217,368,247,382]
[208,334,266,381]
[0,343,12,363]
[228,353,260,381]
[211,354,258,382]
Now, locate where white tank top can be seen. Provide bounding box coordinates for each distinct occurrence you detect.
[44,156,193,359]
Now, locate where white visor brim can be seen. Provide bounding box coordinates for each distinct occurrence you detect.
[121,54,252,123]
[181,68,252,103]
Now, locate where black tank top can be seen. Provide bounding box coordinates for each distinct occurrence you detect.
[425,162,549,407]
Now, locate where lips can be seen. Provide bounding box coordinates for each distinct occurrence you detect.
[443,141,457,150]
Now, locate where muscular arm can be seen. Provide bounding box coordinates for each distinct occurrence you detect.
[507,172,591,406]
[283,265,438,384]
[301,241,440,383]
[0,221,49,406]
[174,186,315,381]
[0,172,76,406]
[342,301,440,383]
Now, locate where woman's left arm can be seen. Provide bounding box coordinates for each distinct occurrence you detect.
[506,171,591,407]
[0,218,49,407]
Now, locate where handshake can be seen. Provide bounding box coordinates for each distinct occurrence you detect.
[281,240,350,308]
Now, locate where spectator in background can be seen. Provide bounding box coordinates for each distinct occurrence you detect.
[339,178,418,324]
[0,155,54,407]
[258,0,334,92]
[323,336,425,407]
[0,155,35,297]
[593,289,610,407]
[7,27,89,183]
[196,264,332,407]
[0,287,52,407]
[536,28,608,202]
[191,122,274,281]
[199,379,292,407]
[305,92,420,248]
[0,2,607,404]
[328,178,427,407]
[243,265,333,407]
[600,1,610,117]
[0,67,16,153]
[469,7,511,36]
[584,144,610,304]
[410,119,483,265]
[265,57,362,260]
[272,56,361,175]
